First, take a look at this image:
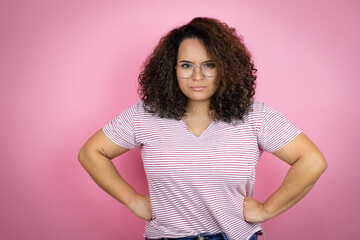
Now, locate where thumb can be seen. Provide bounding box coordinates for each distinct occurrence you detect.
[244,196,253,201]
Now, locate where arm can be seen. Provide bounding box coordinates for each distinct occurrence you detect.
[243,132,327,222]
[78,129,152,220]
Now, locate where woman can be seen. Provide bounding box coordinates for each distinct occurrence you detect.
[78,17,327,240]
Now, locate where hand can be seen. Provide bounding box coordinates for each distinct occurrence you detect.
[243,196,268,223]
[128,194,153,221]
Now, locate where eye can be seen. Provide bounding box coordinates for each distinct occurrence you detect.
[180,63,193,69]
[203,62,215,68]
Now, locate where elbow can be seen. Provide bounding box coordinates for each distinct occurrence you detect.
[78,146,90,166]
[78,145,106,169]
[78,147,86,164]
[78,148,84,162]
[313,152,328,176]
[78,147,96,171]
[317,149,327,172]
[319,156,328,174]
[299,150,327,178]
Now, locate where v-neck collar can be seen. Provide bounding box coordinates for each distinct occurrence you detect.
[180,119,214,139]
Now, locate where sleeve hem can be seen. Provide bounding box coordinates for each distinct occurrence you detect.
[269,130,302,153]
[102,127,137,150]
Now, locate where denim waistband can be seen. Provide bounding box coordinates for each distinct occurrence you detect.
[145,232,228,240]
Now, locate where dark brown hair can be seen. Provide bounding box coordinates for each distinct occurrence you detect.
[138,17,257,123]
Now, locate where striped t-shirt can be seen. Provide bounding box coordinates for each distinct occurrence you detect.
[103,100,301,240]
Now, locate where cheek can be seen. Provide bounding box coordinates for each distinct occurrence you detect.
[177,78,187,89]
[210,79,219,91]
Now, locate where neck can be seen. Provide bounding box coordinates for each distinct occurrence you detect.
[186,100,211,116]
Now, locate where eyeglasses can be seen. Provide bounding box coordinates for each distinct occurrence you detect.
[175,62,216,79]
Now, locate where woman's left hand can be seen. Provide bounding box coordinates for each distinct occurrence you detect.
[243,196,268,223]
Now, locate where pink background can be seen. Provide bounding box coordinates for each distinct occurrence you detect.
[1,0,359,239]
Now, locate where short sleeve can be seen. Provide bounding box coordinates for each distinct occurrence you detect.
[257,103,302,153]
[102,102,141,149]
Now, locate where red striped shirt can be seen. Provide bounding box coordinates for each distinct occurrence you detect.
[103,100,301,240]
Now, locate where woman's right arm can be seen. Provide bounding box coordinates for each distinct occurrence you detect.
[78,129,152,221]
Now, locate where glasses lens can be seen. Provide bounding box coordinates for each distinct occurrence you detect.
[178,64,193,78]
[202,63,216,77]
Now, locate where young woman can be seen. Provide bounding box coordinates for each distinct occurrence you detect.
[78,17,327,240]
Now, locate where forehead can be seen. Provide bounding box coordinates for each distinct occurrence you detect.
[177,38,211,61]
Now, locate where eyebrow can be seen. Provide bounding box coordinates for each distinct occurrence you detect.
[179,60,214,64]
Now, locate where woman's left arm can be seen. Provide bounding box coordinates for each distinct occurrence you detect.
[243,132,327,223]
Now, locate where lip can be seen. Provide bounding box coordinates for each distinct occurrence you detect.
[190,86,206,91]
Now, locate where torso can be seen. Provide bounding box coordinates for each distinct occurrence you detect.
[182,113,214,137]
[103,100,301,239]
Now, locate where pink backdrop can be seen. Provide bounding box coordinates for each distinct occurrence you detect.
[1,0,359,239]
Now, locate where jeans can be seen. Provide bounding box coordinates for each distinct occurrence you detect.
[249,232,258,240]
[145,232,258,240]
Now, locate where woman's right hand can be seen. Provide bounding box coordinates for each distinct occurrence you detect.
[128,194,153,221]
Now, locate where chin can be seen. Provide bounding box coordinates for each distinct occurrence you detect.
[187,96,212,102]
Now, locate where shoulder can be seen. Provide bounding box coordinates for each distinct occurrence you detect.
[133,100,143,112]
[249,100,266,113]
[227,100,266,130]
[131,100,163,121]
[238,100,273,133]
[243,100,266,121]
[128,100,147,115]
[245,100,290,125]
[112,100,152,122]
[247,100,282,118]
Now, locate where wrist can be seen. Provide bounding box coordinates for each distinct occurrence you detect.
[262,202,276,221]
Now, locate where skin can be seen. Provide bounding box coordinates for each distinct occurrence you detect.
[243,133,327,222]
[78,131,152,220]
[78,38,327,224]
[176,38,218,136]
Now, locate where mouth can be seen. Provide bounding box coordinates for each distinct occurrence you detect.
[190,86,206,91]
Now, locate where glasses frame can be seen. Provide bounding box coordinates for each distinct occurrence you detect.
[175,62,216,79]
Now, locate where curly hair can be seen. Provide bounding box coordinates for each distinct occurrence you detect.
[138,17,257,123]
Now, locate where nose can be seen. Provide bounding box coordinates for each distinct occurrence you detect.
[193,65,203,81]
